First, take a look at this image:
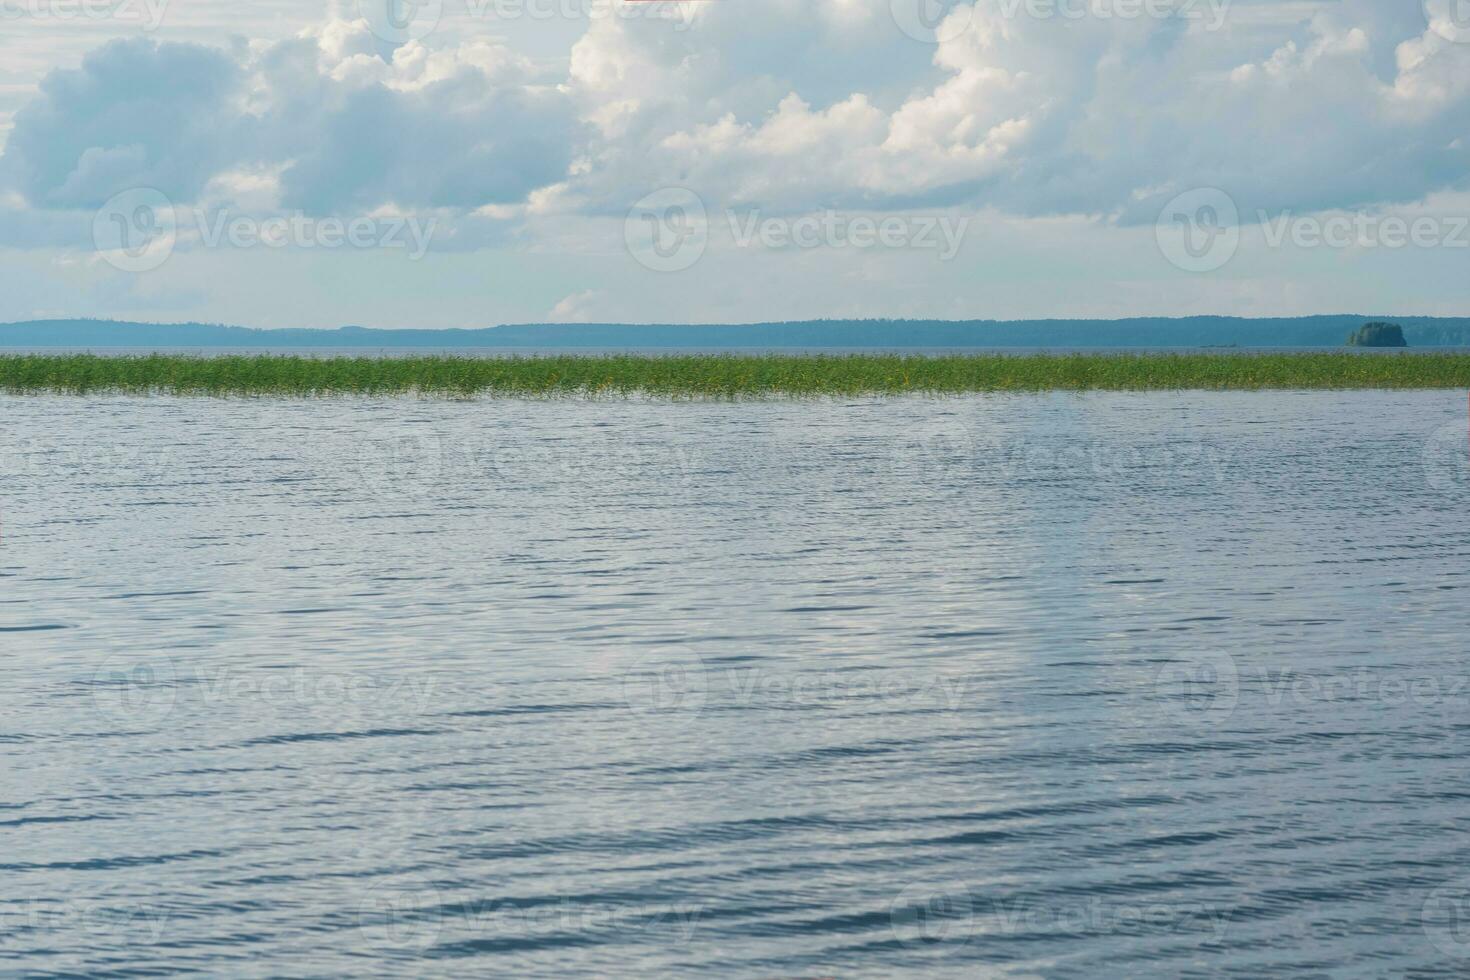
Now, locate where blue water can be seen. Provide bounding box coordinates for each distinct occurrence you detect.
[2,390,1469,976]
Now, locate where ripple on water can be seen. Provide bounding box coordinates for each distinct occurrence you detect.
[0,390,1468,976]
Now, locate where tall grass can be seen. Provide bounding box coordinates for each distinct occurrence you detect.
[1,352,1468,398]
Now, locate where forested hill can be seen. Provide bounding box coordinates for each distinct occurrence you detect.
[4,316,1470,348]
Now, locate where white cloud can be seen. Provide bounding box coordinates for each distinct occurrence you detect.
[3,1,1470,325]
[1,19,580,215]
[550,0,1470,222]
[7,3,1470,228]
[548,288,602,321]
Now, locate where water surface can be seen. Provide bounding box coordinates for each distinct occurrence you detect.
[2,391,1469,976]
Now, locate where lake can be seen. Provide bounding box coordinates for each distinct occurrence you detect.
[2,390,1469,976]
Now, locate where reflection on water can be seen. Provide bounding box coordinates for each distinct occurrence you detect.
[1,391,1468,976]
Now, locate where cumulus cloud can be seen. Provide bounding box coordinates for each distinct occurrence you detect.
[551,0,1470,222]
[548,288,603,321]
[1,20,580,217]
[3,39,242,209]
[3,0,1469,240]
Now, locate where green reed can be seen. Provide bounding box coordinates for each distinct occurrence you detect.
[2,352,1469,398]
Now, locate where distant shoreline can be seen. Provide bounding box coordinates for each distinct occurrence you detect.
[4,352,1470,398]
[6,315,1470,350]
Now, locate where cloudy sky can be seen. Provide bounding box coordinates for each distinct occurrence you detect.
[1,0,1469,327]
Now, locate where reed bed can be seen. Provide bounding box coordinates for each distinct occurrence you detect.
[2,352,1468,398]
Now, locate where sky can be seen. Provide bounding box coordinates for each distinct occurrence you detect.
[1,0,1469,328]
